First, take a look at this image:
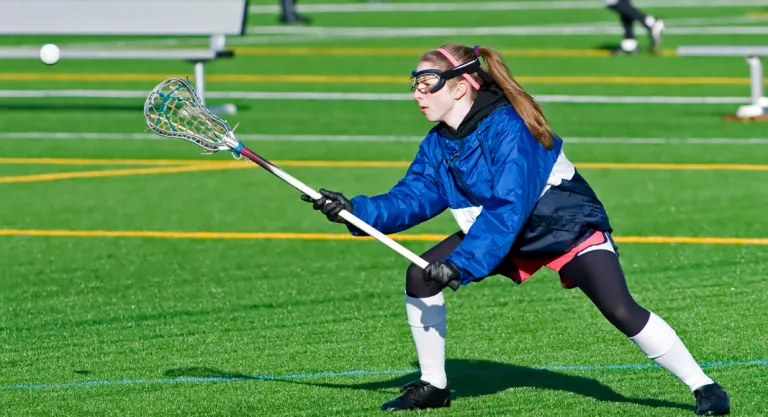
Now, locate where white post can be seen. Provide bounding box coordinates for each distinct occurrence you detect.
[747,56,764,107]
[210,34,226,52]
[194,61,206,106]
[195,40,237,116]
[736,56,767,117]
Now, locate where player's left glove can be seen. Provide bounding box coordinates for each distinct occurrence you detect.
[423,260,461,291]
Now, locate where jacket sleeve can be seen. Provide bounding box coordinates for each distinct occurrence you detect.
[346,141,449,236]
[446,123,550,283]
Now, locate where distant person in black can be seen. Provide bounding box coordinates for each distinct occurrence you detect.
[280,0,309,24]
[605,0,665,54]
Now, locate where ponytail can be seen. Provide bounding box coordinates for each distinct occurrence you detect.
[475,46,554,150]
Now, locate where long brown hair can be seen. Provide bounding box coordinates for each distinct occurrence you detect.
[419,44,554,150]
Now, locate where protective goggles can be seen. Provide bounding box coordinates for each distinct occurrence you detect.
[410,58,485,94]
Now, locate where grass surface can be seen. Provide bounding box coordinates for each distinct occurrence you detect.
[1,1,766,415]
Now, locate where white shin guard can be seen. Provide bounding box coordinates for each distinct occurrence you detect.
[630,312,714,391]
[405,293,447,389]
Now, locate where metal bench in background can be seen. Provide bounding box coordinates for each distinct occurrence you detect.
[0,0,249,114]
[677,46,768,120]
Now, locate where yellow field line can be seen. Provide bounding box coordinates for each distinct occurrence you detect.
[523,76,753,85]
[0,229,765,245]
[231,47,631,58]
[575,162,768,171]
[0,73,760,85]
[276,160,412,167]
[617,236,768,245]
[0,158,408,168]
[0,157,225,166]
[0,73,168,82]
[0,164,244,184]
[270,161,768,171]
[1,158,767,171]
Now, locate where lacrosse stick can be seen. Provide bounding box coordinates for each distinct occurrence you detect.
[143,77,458,289]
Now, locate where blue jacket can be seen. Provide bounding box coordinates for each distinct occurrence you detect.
[348,100,611,285]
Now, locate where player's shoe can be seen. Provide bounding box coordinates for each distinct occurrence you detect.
[694,383,730,415]
[613,38,639,55]
[650,19,665,54]
[380,380,451,411]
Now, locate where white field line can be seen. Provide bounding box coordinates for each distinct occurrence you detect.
[51,35,297,50]
[244,25,768,38]
[248,0,768,14]
[503,15,767,28]
[126,25,768,47]
[1,132,766,144]
[45,24,768,51]
[661,16,768,26]
[27,15,764,50]
[0,90,753,104]
[17,22,624,49]
[27,17,766,50]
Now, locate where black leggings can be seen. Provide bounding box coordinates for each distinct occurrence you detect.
[608,0,649,27]
[405,232,651,337]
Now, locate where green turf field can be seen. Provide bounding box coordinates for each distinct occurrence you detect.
[1,0,767,415]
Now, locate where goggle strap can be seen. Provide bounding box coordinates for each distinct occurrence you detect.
[436,48,482,90]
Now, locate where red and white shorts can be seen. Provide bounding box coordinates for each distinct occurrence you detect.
[499,231,617,289]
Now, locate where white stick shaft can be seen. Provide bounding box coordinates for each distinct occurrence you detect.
[250,151,429,269]
[337,210,430,269]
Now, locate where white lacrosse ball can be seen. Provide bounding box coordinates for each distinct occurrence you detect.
[40,44,60,65]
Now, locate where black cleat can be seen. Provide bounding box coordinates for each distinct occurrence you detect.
[694,383,730,415]
[381,380,451,411]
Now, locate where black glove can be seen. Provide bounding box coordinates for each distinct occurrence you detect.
[301,188,353,224]
[423,260,461,291]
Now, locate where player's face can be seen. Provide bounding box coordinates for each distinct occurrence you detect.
[411,61,456,123]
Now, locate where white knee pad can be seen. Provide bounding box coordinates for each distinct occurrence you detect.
[405,293,446,328]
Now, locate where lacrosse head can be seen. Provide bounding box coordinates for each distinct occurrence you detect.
[144,77,237,154]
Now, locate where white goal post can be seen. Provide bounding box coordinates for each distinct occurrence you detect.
[0,0,250,114]
[677,46,768,119]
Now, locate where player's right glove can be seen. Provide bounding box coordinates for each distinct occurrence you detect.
[301,188,353,224]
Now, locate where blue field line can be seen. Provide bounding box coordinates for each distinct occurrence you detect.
[534,359,768,371]
[2,360,766,391]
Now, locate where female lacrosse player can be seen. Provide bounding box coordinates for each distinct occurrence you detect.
[302,44,729,415]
